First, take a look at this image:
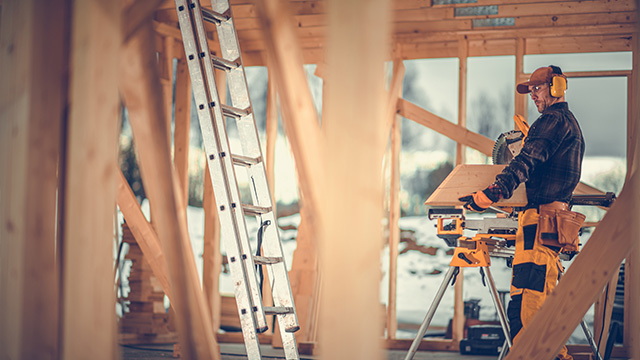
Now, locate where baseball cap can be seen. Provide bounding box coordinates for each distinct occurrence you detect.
[516,66,554,94]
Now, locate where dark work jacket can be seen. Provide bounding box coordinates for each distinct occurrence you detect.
[495,102,585,207]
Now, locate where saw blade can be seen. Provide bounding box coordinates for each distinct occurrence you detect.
[492,130,524,165]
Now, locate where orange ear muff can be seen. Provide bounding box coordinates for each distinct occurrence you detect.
[550,75,567,98]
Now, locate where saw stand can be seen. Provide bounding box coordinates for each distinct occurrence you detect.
[404,265,512,360]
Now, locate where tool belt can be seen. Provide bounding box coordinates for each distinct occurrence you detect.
[537,202,586,252]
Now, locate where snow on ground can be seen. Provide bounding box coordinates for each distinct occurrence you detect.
[117,202,593,344]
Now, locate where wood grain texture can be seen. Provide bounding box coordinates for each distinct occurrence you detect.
[62,1,120,358]
[0,0,66,358]
[425,165,527,207]
[319,0,391,359]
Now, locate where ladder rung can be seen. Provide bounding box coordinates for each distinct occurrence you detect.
[253,255,284,265]
[211,55,240,71]
[232,154,262,167]
[201,7,229,24]
[221,104,250,119]
[264,306,295,316]
[242,204,272,216]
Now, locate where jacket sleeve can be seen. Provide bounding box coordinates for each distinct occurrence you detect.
[494,112,567,199]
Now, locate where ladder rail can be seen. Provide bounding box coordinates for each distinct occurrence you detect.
[174,2,266,358]
[175,0,300,359]
[210,0,300,334]
[187,0,270,334]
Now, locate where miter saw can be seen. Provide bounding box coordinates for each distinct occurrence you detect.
[492,114,530,165]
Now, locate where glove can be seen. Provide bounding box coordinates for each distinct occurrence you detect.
[458,184,502,212]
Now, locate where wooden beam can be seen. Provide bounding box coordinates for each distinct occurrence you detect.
[202,162,222,333]
[320,0,391,358]
[254,0,323,231]
[122,0,164,43]
[174,51,191,210]
[398,98,495,156]
[119,15,219,360]
[384,60,406,142]
[266,69,278,204]
[0,0,67,358]
[452,36,468,343]
[255,0,325,348]
[116,170,173,301]
[515,37,527,118]
[61,1,120,358]
[387,59,404,340]
[503,172,639,360]
[627,22,640,359]
[202,71,226,335]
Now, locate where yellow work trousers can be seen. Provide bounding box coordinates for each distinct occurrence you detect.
[507,208,572,360]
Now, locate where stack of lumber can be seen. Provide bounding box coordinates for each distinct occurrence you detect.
[119,223,177,344]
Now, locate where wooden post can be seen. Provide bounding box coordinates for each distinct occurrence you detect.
[452,36,468,343]
[0,1,67,358]
[515,38,527,119]
[266,68,278,211]
[203,163,222,333]
[320,0,391,359]
[254,0,324,233]
[119,13,219,360]
[387,59,405,340]
[627,23,640,359]
[255,2,326,349]
[503,172,638,360]
[202,69,226,334]
[61,1,120,358]
[174,49,191,210]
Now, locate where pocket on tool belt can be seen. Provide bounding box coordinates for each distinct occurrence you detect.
[538,207,585,252]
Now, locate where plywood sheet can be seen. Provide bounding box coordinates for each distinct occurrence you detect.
[425,164,527,207]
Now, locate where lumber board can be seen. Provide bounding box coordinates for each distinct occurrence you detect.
[627,25,639,359]
[504,172,638,360]
[256,0,324,345]
[255,0,324,229]
[116,170,173,301]
[0,0,66,358]
[62,1,120,359]
[425,164,527,207]
[384,60,406,148]
[266,69,278,197]
[202,162,222,333]
[397,98,496,156]
[388,82,403,339]
[173,52,191,210]
[452,37,468,343]
[319,0,391,359]
[119,15,219,360]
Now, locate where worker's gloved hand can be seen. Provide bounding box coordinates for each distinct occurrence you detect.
[458,184,502,212]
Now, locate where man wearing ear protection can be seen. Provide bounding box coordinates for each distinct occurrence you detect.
[458,65,585,360]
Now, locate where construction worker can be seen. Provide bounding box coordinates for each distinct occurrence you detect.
[458,65,585,360]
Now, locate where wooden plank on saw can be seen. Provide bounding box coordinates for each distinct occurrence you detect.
[425,164,527,207]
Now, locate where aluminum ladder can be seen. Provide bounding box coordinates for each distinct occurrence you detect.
[174,0,300,358]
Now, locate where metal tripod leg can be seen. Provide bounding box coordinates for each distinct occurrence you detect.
[484,267,512,349]
[404,266,458,360]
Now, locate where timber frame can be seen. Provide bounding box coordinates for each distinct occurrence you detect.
[0,0,638,359]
